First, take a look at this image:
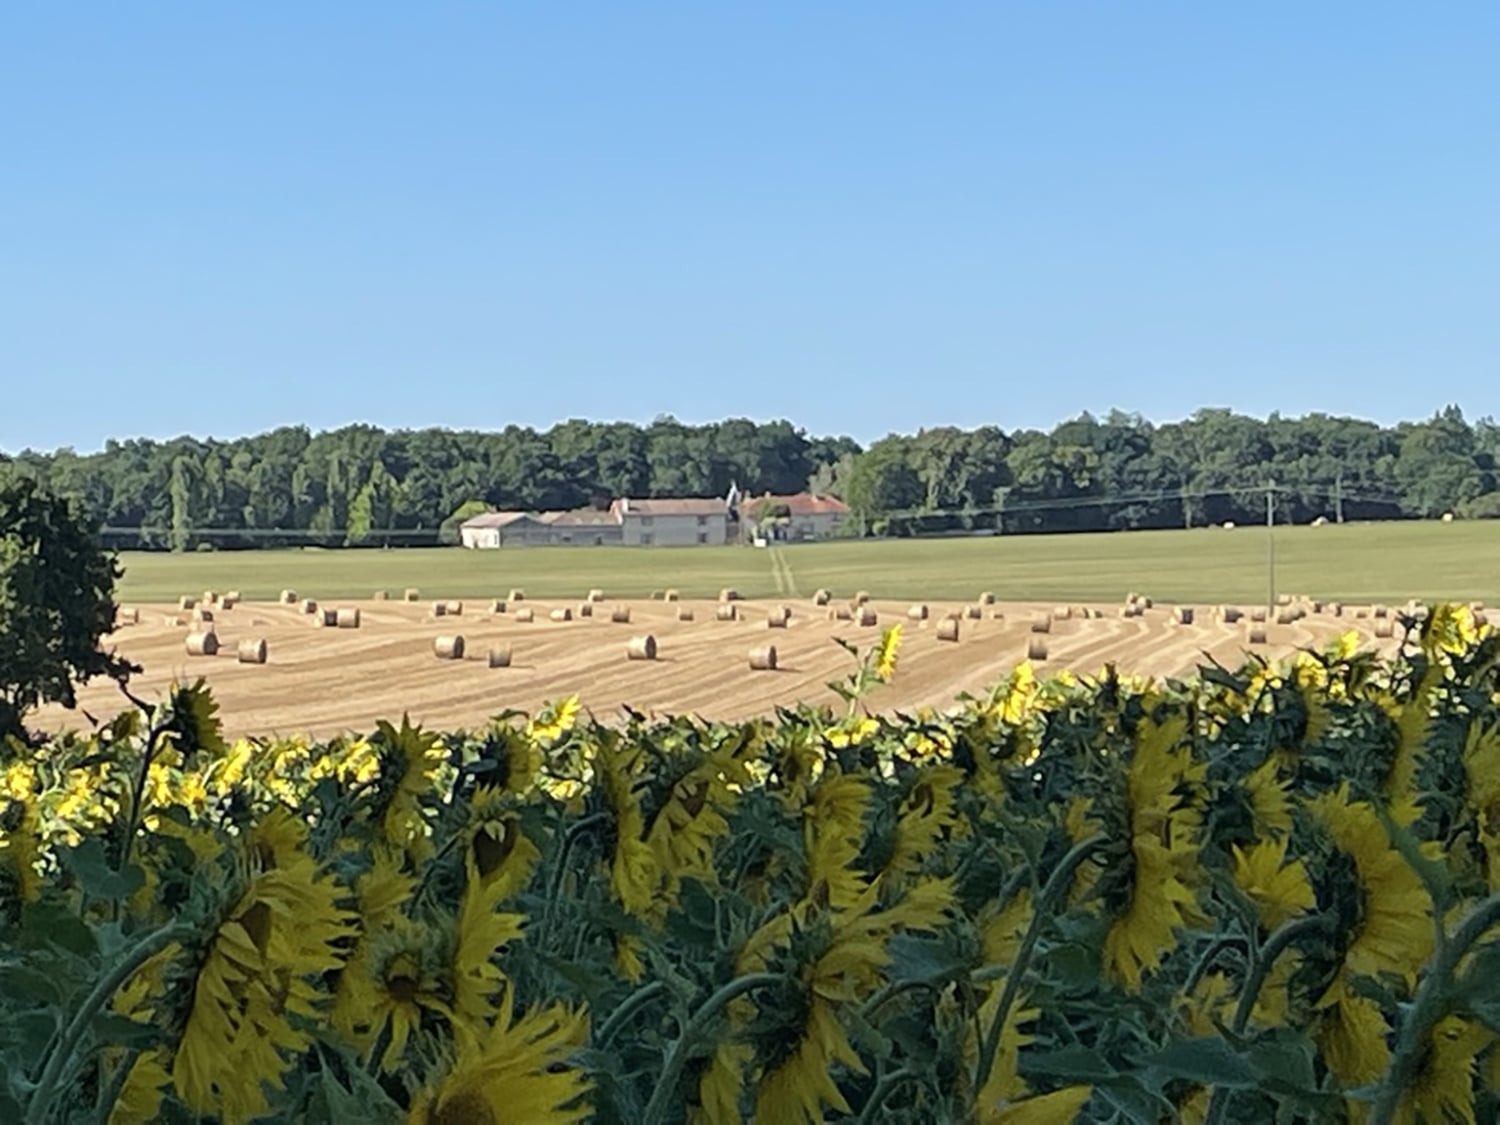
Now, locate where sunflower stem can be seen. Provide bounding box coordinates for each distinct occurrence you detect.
[856,1066,916,1125]
[93,1046,141,1123]
[859,978,937,1023]
[1369,891,1500,1125]
[1182,932,1251,1000]
[26,921,192,1125]
[595,980,669,1047]
[1202,914,1331,1125]
[972,835,1106,1099]
[641,971,783,1125]
[541,812,607,944]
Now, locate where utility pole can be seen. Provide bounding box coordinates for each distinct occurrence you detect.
[1266,482,1277,613]
[1334,468,1345,524]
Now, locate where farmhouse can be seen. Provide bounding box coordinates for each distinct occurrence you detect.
[612,497,730,546]
[458,496,731,547]
[747,492,851,541]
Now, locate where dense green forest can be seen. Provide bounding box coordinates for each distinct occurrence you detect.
[2,407,1497,548]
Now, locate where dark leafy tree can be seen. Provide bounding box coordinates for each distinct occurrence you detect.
[0,479,137,741]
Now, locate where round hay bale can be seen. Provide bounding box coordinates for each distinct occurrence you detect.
[202,590,217,606]
[221,593,240,609]
[178,595,196,611]
[163,615,184,627]
[1328,601,1343,617]
[965,604,982,620]
[1472,601,1487,612]
[373,590,389,601]
[611,606,632,624]
[626,635,657,661]
[813,589,832,606]
[1354,607,1370,619]
[1475,611,1490,629]
[1309,600,1324,614]
[192,607,214,623]
[514,608,535,623]
[979,591,996,605]
[1275,609,1297,626]
[1173,607,1195,626]
[320,608,338,628]
[550,608,573,622]
[908,604,929,622]
[1374,619,1394,639]
[1139,596,1154,610]
[1247,627,1268,645]
[434,635,466,660]
[857,607,878,627]
[677,607,695,622]
[587,589,605,602]
[300,598,318,615]
[719,588,741,602]
[444,600,464,616]
[578,602,594,618]
[337,608,361,629]
[664,589,680,602]
[1052,605,1072,621]
[487,645,511,668]
[853,590,871,606]
[185,631,219,657]
[936,617,960,642]
[829,606,853,622]
[508,589,526,602]
[490,599,506,614]
[1373,605,1390,619]
[1276,594,1293,607]
[431,602,448,618]
[716,604,739,622]
[1248,608,1267,623]
[237,638,268,665]
[280,589,297,605]
[116,607,140,626]
[1443,512,1456,523]
[1220,606,1243,624]
[650,590,664,601]
[403,588,420,602]
[767,606,791,629]
[1030,615,1052,634]
[1026,638,1049,661]
[748,644,778,671]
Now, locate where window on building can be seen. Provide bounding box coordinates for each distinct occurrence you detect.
[697,532,708,544]
[697,515,709,526]
[641,533,653,546]
[640,515,654,526]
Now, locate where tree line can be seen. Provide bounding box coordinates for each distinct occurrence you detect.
[1,406,1497,548]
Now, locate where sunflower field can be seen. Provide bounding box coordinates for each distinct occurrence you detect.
[4,606,1500,1123]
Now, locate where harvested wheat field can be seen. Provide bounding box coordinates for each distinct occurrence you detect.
[41,595,1408,739]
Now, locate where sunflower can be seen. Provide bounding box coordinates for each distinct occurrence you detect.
[1393,1016,1490,1125]
[1316,984,1391,1088]
[979,888,1033,970]
[881,765,963,884]
[109,1049,173,1125]
[452,876,526,1030]
[873,624,903,682]
[331,849,417,1046]
[1231,838,1315,931]
[645,749,745,891]
[749,879,955,1124]
[1311,785,1434,991]
[1100,718,1206,991]
[1465,722,1500,889]
[1423,602,1482,659]
[0,796,43,905]
[527,695,582,745]
[803,773,871,911]
[464,791,541,901]
[408,993,591,1125]
[824,717,881,749]
[969,992,1092,1124]
[600,746,662,918]
[373,717,448,860]
[250,805,309,869]
[1242,758,1294,838]
[351,920,456,1072]
[171,855,356,1122]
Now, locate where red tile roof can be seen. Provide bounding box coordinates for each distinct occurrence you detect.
[756,493,850,517]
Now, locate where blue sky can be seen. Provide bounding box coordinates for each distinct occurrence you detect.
[2,3,1496,453]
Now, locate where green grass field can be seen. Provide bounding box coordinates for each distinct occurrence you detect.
[113,520,1500,606]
